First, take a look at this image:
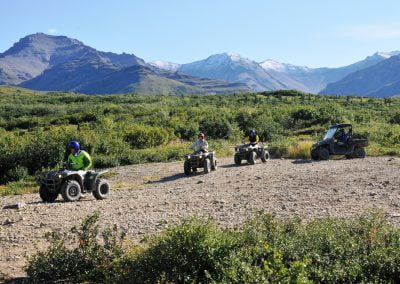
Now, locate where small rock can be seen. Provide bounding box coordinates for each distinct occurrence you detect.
[368,192,377,197]
[197,180,204,184]
[3,202,26,210]
[3,218,13,225]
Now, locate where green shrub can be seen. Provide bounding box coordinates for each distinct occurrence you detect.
[26,212,125,283]
[124,124,173,149]
[6,165,29,182]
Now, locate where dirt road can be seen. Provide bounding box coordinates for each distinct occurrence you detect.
[1,157,400,278]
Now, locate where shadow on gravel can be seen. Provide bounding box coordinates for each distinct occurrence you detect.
[291,159,317,164]
[220,163,247,168]
[149,173,188,184]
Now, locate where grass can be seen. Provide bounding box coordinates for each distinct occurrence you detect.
[285,140,314,159]
[0,180,37,196]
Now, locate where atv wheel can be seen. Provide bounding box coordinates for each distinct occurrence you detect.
[261,151,269,163]
[311,149,319,160]
[318,148,330,160]
[184,161,191,175]
[353,147,366,159]
[61,180,81,202]
[93,179,110,200]
[234,154,241,165]
[211,159,217,171]
[204,158,211,173]
[248,151,257,165]
[39,185,58,202]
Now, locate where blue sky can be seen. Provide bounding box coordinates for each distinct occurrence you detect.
[1,0,400,67]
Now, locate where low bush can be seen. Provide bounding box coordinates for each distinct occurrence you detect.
[26,213,400,283]
[26,212,125,283]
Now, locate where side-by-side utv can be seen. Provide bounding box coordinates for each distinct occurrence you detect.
[311,123,368,160]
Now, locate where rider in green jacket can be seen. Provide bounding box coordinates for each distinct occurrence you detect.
[67,141,92,171]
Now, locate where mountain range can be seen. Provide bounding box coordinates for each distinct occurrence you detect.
[151,51,400,96]
[0,33,249,95]
[1,33,400,97]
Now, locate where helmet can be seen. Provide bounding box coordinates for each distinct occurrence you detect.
[68,140,80,150]
[249,129,255,135]
[198,132,205,138]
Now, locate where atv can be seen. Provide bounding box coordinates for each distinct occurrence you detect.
[234,143,270,165]
[311,123,368,161]
[184,151,217,175]
[39,168,110,202]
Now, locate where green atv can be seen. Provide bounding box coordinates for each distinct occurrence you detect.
[40,168,110,202]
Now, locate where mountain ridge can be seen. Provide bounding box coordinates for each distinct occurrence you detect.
[1,33,249,95]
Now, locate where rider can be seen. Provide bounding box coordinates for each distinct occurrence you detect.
[336,129,350,145]
[244,129,259,146]
[67,141,93,171]
[190,132,209,153]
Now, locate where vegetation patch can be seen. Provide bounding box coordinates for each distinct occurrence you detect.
[1,87,400,193]
[26,212,400,283]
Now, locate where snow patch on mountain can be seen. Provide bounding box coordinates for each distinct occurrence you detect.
[375,51,400,58]
[259,59,310,73]
[149,60,180,71]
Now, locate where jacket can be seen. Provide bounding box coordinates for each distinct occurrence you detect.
[67,150,93,171]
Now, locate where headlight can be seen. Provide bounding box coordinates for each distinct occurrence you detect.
[187,155,191,159]
[58,174,63,178]
[199,155,202,159]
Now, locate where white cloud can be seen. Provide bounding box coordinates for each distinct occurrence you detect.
[337,24,400,40]
[48,28,57,34]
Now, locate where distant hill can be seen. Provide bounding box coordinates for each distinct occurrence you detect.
[1,34,249,95]
[320,55,400,97]
[21,57,249,95]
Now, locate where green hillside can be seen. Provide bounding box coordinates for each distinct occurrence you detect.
[1,86,400,189]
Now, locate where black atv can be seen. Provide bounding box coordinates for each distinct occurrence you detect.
[39,168,110,202]
[311,123,368,160]
[184,151,217,175]
[234,143,270,165]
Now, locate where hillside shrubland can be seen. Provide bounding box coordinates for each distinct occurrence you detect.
[1,86,400,190]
